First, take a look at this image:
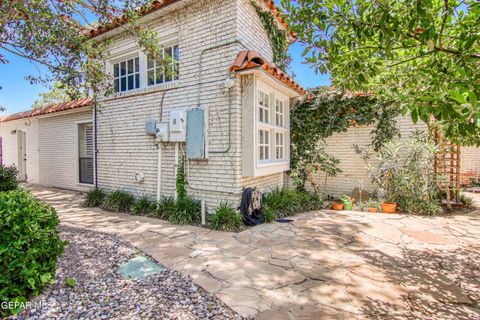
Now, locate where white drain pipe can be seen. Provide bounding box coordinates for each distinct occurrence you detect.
[156,143,162,203]
[174,142,179,200]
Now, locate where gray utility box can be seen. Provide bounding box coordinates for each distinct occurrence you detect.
[186,108,207,159]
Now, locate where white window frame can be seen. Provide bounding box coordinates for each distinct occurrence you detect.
[147,44,179,86]
[106,38,179,94]
[111,53,140,93]
[256,81,289,168]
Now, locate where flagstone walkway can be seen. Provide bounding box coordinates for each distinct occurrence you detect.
[30,186,480,319]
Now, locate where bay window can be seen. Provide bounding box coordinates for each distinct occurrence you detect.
[255,85,289,166]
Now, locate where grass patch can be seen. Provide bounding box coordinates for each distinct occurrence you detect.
[83,188,105,207]
[209,202,244,232]
[131,196,156,216]
[101,190,135,213]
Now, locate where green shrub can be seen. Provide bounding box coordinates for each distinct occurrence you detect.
[0,190,65,317]
[131,196,156,216]
[0,165,19,192]
[154,196,176,219]
[263,187,325,218]
[460,193,473,207]
[168,196,201,225]
[101,190,135,213]
[83,188,105,207]
[263,207,277,223]
[209,202,244,232]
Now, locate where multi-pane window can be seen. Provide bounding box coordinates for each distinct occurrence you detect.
[258,129,270,161]
[259,91,270,123]
[147,45,179,86]
[113,57,140,92]
[275,99,285,127]
[275,132,285,160]
[257,88,288,165]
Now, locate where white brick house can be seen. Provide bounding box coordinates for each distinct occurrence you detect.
[0,0,305,210]
[1,0,478,209]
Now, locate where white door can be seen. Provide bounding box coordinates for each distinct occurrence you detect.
[17,131,27,181]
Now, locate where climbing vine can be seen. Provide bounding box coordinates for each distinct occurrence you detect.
[176,157,187,200]
[290,88,400,191]
[251,1,291,73]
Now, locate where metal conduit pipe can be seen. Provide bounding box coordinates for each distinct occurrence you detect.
[197,39,248,154]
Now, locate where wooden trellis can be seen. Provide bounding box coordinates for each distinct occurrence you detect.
[433,129,461,208]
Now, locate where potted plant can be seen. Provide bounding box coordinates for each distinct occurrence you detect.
[331,198,344,210]
[355,142,401,214]
[340,195,353,210]
[366,199,381,213]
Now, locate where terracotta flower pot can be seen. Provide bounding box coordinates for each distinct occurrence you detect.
[367,207,378,213]
[332,202,344,210]
[381,202,397,214]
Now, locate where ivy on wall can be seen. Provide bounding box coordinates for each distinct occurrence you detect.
[290,88,400,192]
[251,1,291,73]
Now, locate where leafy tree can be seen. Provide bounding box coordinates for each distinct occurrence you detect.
[1,0,169,108]
[281,0,480,145]
[32,82,71,108]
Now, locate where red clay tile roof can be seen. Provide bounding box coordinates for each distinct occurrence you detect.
[86,0,296,41]
[0,97,93,123]
[230,50,306,95]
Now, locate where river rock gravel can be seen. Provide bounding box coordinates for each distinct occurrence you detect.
[12,226,240,320]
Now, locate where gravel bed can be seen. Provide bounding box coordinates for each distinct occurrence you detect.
[12,226,240,320]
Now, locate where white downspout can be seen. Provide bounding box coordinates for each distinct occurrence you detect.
[174,142,179,199]
[156,143,162,202]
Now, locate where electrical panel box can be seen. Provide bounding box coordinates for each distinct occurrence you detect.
[145,119,157,136]
[169,109,186,142]
[186,108,207,160]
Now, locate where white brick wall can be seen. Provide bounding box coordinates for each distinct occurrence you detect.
[0,118,39,183]
[38,110,93,191]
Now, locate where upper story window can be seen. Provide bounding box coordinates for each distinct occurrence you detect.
[147,45,180,86]
[113,57,140,93]
[275,99,285,127]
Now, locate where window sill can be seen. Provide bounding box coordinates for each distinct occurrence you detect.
[77,182,94,188]
[243,161,290,177]
[98,81,180,101]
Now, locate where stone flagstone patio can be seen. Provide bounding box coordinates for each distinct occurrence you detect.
[30,186,480,319]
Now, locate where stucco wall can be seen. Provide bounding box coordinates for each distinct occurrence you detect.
[0,118,40,183]
[38,110,93,192]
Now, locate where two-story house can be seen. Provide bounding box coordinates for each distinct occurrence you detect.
[0,0,306,210]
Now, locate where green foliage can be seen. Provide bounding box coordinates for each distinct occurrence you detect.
[131,196,156,216]
[263,187,325,219]
[100,190,135,213]
[154,196,177,220]
[358,131,442,215]
[459,193,473,207]
[83,188,105,207]
[176,158,187,200]
[0,165,19,192]
[1,1,170,110]
[0,190,65,317]
[263,207,276,223]
[281,0,480,145]
[32,82,70,109]
[209,202,244,232]
[251,1,291,72]
[291,89,399,190]
[168,196,201,225]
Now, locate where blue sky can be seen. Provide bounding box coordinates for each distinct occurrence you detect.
[0,4,330,116]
